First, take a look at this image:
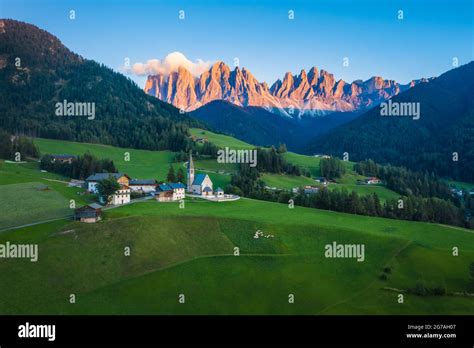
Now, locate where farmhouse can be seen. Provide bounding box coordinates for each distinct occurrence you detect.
[85,173,130,193]
[129,179,157,193]
[110,185,131,205]
[50,154,77,164]
[74,203,102,223]
[187,152,214,195]
[190,135,208,144]
[155,189,174,202]
[156,183,186,201]
[364,177,381,185]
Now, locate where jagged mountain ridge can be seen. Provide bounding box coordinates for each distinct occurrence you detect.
[145,60,429,113]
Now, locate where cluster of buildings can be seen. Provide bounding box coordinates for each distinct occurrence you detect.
[82,152,223,204]
[74,152,226,222]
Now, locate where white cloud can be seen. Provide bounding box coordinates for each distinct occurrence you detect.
[124,52,211,77]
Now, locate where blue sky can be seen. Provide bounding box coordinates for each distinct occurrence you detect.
[2,0,472,87]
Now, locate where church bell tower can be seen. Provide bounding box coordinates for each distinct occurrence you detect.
[187,151,194,193]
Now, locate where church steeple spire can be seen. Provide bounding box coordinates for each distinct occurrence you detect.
[187,150,195,193]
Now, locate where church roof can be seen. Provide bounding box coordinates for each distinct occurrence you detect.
[192,173,208,185]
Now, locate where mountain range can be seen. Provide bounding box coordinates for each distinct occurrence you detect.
[1,19,471,182]
[145,61,429,115]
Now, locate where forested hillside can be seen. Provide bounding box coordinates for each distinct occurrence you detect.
[0,19,201,151]
[306,62,474,182]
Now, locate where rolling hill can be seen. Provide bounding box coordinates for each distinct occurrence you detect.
[0,198,473,314]
[306,62,474,182]
[0,133,472,315]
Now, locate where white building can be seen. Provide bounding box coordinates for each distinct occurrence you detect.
[365,177,382,185]
[129,179,157,193]
[157,183,186,201]
[85,173,130,193]
[110,185,131,205]
[187,152,214,195]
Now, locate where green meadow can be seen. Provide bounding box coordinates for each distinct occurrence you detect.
[190,128,255,150]
[1,133,472,315]
[261,172,316,189]
[34,134,400,199]
[35,137,232,188]
[0,198,472,314]
[0,182,71,230]
[0,160,93,230]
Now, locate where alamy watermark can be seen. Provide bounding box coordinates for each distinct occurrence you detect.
[0,242,38,262]
[380,99,420,120]
[324,241,365,262]
[55,99,95,120]
[18,322,55,341]
[217,147,257,167]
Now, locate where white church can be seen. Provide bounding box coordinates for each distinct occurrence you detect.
[187,152,223,197]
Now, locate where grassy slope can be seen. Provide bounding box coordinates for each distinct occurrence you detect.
[0,198,472,314]
[261,173,316,189]
[35,133,400,199]
[0,160,94,230]
[35,138,177,180]
[0,133,471,314]
[190,128,255,149]
[189,128,400,199]
[0,182,71,230]
[35,137,232,188]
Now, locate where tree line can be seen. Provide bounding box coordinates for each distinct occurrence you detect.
[320,157,346,179]
[0,129,40,160]
[226,160,471,229]
[355,159,452,200]
[40,153,117,180]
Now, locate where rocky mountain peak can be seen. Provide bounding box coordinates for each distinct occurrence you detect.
[145,61,428,113]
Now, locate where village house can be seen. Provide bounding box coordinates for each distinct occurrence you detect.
[364,177,382,185]
[314,177,328,185]
[156,182,186,201]
[74,203,103,223]
[110,185,131,205]
[190,135,208,144]
[216,187,224,197]
[50,154,77,164]
[155,189,174,202]
[187,152,215,195]
[129,179,157,193]
[85,173,130,193]
[313,154,331,159]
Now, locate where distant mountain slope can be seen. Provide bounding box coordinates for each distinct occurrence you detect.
[145,60,428,113]
[306,62,474,182]
[189,100,299,147]
[190,100,361,150]
[0,19,200,151]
